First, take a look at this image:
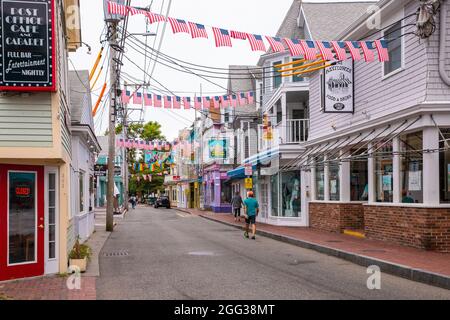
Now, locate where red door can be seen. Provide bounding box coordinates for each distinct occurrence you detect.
[0,165,45,281]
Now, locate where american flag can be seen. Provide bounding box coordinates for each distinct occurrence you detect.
[300,40,317,60]
[202,97,211,109]
[173,96,181,109]
[183,97,191,110]
[128,7,145,16]
[144,93,152,106]
[107,1,128,16]
[212,27,232,47]
[247,92,255,104]
[345,41,361,60]
[360,41,375,62]
[316,41,335,61]
[168,17,190,34]
[121,90,131,104]
[230,30,247,40]
[164,96,172,108]
[375,40,389,62]
[133,91,142,104]
[194,97,202,110]
[154,95,162,107]
[146,12,166,24]
[238,92,246,105]
[221,95,230,107]
[188,22,208,39]
[213,96,220,109]
[266,37,285,53]
[230,95,238,107]
[284,38,305,57]
[331,41,347,61]
[247,34,266,52]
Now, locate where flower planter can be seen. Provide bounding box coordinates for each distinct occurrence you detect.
[69,257,87,273]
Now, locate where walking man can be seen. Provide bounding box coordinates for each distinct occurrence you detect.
[243,191,259,240]
[231,191,244,222]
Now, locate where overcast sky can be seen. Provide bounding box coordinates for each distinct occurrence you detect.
[69,0,367,140]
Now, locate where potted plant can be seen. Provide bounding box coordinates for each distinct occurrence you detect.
[69,237,92,273]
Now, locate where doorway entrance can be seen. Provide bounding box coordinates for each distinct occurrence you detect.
[0,165,45,281]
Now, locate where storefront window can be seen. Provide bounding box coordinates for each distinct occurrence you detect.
[271,174,279,216]
[221,181,232,203]
[351,148,368,201]
[79,170,85,212]
[315,156,325,200]
[375,141,393,203]
[400,132,423,204]
[328,160,340,201]
[439,129,450,203]
[281,171,301,217]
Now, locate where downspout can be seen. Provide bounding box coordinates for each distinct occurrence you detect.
[439,0,450,86]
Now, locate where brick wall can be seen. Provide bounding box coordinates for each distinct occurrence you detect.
[309,203,364,233]
[364,206,450,253]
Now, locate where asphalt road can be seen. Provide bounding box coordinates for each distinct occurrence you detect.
[96,206,450,300]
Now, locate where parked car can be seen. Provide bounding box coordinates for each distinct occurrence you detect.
[154,196,171,209]
[147,196,157,206]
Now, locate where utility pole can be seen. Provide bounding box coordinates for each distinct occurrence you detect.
[106,19,118,232]
[123,84,129,212]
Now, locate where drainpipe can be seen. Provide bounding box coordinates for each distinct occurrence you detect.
[439,0,450,86]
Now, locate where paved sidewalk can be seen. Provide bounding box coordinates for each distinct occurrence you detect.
[175,208,450,289]
[0,208,112,300]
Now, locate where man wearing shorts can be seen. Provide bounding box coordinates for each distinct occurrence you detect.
[243,191,259,240]
[231,191,244,222]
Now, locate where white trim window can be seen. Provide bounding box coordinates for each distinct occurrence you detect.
[382,21,404,77]
[79,170,85,214]
[45,167,59,274]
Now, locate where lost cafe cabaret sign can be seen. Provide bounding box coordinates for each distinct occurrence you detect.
[0,0,56,91]
[322,59,354,113]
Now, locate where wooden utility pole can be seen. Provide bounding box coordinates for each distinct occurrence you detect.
[106,19,118,232]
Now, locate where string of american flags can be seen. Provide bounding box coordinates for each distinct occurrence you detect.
[121,89,256,110]
[107,1,390,63]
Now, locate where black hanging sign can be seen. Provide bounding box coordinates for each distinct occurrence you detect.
[0,0,56,91]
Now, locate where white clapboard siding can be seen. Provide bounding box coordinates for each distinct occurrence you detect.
[425,6,450,102]
[309,3,431,141]
[0,94,53,147]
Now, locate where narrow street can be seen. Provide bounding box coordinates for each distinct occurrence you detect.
[96,207,450,300]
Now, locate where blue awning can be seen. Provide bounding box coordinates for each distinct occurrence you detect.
[227,164,257,180]
[243,148,280,166]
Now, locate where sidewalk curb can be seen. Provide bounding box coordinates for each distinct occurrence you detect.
[199,214,450,291]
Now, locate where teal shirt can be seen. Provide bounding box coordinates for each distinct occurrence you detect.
[244,198,259,217]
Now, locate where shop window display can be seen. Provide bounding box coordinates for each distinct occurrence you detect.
[400,132,423,204]
[439,128,450,203]
[315,156,325,200]
[375,141,394,203]
[271,174,279,216]
[350,148,369,201]
[328,161,340,201]
[281,171,301,217]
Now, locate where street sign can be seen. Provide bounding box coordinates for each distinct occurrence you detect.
[245,178,253,190]
[245,164,253,177]
[0,0,56,92]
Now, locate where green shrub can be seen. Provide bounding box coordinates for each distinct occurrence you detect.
[69,238,92,261]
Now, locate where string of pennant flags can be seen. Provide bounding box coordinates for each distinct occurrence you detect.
[107,1,390,63]
[121,89,256,110]
[116,138,173,151]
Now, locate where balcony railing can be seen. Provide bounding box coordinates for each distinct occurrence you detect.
[285,119,309,144]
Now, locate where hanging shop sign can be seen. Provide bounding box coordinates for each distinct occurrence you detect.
[94,164,107,177]
[0,0,56,92]
[322,59,354,114]
[209,139,228,160]
[245,163,253,177]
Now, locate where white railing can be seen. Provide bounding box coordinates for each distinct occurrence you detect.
[286,119,309,144]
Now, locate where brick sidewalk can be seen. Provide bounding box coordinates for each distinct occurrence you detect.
[0,276,96,300]
[176,208,450,278]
